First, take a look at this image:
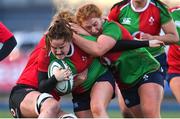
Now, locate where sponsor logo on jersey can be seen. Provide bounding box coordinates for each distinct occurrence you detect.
[25,88,34,92]
[122,18,131,25]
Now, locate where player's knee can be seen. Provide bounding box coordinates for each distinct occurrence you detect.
[120,105,130,113]
[121,109,134,118]
[91,102,105,115]
[141,106,159,117]
[41,98,60,114]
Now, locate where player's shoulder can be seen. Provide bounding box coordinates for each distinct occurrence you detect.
[151,0,168,11]
[169,6,180,13]
[104,20,120,29]
[0,22,5,27]
[110,0,130,10]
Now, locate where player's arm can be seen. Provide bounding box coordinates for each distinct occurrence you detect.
[109,39,164,52]
[141,20,179,44]
[37,48,58,93]
[0,36,17,61]
[159,20,179,44]
[38,71,58,93]
[73,33,164,55]
[38,67,71,93]
[73,69,88,87]
[73,33,116,57]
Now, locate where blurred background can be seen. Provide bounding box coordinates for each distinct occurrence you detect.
[0,0,180,118]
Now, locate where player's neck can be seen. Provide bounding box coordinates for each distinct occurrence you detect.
[134,1,146,8]
[131,0,150,12]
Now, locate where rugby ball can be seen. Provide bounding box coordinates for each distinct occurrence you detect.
[48,60,74,96]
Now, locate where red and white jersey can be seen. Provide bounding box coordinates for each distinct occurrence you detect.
[168,6,180,74]
[16,36,49,88]
[108,0,172,56]
[0,22,13,43]
[168,45,180,73]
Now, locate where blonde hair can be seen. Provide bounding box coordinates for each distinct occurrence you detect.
[49,10,76,27]
[76,4,102,25]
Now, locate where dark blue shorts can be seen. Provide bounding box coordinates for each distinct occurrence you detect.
[166,73,180,85]
[155,53,167,80]
[121,70,164,108]
[72,71,115,112]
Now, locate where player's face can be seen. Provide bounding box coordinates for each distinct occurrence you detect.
[132,0,147,4]
[82,17,102,36]
[50,39,70,59]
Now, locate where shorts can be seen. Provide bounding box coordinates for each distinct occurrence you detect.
[121,70,164,108]
[155,53,167,80]
[9,84,36,118]
[166,73,180,85]
[72,71,115,112]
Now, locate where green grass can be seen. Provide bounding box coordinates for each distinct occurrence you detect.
[1,110,180,118]
[108,111,180,118]
[0,110,11,118]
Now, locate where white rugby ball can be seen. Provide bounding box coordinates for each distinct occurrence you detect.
[48,60,74,96]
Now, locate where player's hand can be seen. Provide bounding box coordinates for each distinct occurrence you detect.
[149,39,165,47]
[77,69,88,81]
[70,22,90,35]
[73,69,88,87]
[140,33,154,41]
[54,68,71,81]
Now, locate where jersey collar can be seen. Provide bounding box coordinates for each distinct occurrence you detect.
[130,0,150,12]
[66,42,74,57]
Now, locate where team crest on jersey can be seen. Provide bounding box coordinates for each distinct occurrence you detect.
[81,56,87,62]
[122,18,131,25]
[148,16,155,25]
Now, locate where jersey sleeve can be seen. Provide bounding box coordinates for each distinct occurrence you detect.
[108,5,120,21]
[0,22,13,43]
[170,7,180,45]
[102,21,122,41]
[38,48,50,72]
[157,3,172,25]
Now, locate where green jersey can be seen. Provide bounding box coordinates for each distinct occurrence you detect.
[102,20,160,86]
